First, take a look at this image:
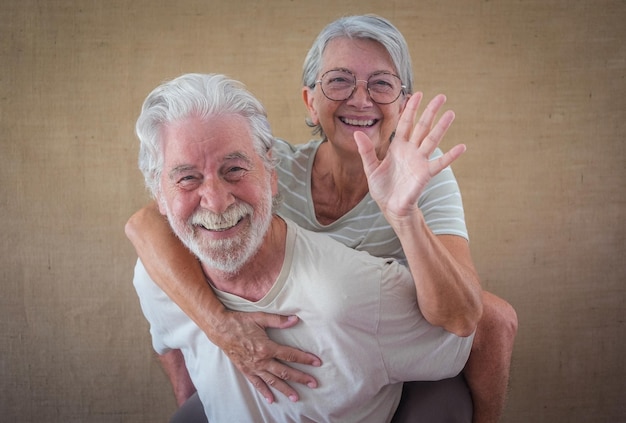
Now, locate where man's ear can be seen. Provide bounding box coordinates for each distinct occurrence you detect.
[156,194,168,216]
[302,86,319,125]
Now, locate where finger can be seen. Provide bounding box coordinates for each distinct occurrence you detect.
[242,355,319,403]
[274,344,322,367]
[353,131,380,179]
[430,143,467,175]
[267,360,319,389]
[395,92,423,142]
[247,313,322,367]
[248,374,276,404]
[410,94,447,146]
[419,109,455,155]
[257,371,304,403]
[253,312,301,330]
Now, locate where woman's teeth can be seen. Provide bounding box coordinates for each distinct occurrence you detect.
[341,117,375,127]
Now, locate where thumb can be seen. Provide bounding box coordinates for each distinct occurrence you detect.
[354,131,379,178]
[251,312,300,330]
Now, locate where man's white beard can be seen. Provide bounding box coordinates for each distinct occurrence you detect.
[164,194,273,275]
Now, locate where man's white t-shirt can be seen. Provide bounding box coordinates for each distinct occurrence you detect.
[134,219,473,423]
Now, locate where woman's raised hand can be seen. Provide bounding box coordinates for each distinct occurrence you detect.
[354,92,466,221]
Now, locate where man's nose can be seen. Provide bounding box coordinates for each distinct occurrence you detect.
[198,178,234,213]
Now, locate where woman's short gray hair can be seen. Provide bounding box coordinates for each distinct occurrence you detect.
[302,15,414,137]
[135,73,277,197]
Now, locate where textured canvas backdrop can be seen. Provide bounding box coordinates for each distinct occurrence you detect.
[1,0,624,421]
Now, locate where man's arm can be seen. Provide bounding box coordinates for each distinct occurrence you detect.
[355,93,483,336]
[125,203,320,404]
[158,349,196,407]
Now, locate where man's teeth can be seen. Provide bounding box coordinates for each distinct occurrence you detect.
[198,217,243,231]
[341,117,375,127]
[201,223,234,231]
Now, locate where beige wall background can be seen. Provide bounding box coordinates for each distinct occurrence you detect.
[1,0,624,422]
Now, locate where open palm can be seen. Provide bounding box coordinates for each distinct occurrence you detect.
[354,92,466,221]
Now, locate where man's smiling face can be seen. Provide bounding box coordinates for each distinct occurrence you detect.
[157,113,275,274]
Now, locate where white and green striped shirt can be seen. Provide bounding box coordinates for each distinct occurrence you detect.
[274,139,468,266]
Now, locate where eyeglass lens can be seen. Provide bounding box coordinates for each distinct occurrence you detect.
[320,70,403,104]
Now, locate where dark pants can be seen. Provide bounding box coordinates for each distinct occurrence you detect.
[169,391,208,423]
[170,374,472,423]
[391,375,473,423]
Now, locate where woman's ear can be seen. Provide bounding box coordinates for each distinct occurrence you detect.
[302,86,319,125]
[399,92,411,113]
[270,168,279,196]
[266,150,279,196]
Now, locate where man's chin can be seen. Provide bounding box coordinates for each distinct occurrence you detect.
[191,242,248,275]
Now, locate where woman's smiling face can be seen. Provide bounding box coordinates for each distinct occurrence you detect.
[303,37,408,157]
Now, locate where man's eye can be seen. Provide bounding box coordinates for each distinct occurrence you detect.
[224,167,247,181]
[177,175,200,187]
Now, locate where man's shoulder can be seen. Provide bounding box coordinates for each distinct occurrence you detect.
[286,218,401,271]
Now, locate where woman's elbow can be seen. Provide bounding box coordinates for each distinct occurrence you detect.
[444,296,483,337]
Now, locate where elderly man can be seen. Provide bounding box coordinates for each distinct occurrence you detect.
[131,73,474,422]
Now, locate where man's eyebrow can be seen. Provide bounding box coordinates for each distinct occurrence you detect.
[224,151,253,165]
[167,152,253,179]
[168,164,196,179]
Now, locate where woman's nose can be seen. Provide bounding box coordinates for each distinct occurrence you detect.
[348,80,373,105]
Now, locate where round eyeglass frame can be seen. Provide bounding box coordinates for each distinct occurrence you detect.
[315,69,407,105]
